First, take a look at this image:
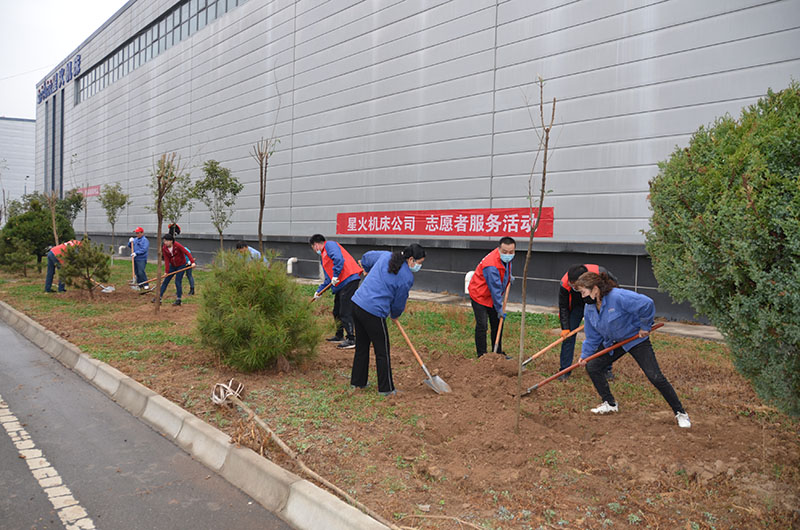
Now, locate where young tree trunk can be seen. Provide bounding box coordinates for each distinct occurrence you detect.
[219,231,224,252]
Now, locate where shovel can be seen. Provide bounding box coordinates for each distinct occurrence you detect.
[309,282,332,303]
[521,323,663,395]
[394,319,451,394]
[91,279,116,293]
[129,252,139,290]
[138,263,196,294]
[521,325,584,367]
[492,282,511,353]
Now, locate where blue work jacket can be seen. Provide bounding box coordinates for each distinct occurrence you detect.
[580,288,655,360]
[351,251,414,319]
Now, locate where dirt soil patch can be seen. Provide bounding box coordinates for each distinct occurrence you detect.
[2,271,798,529]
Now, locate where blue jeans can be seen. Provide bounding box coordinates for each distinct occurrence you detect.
[134,259,148,287]
[559,305,584,370]
[159,263,185,300]
[44,251,65,292]
[184,265,194,290]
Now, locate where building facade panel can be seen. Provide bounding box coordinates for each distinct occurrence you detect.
[33,0,800,319]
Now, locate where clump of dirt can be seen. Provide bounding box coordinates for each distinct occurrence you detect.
[5,282,799,529]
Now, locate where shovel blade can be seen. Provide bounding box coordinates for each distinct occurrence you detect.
[102,286,116,293]
[424,376,451,394]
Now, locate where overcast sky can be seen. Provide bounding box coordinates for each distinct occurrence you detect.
[0,0,130,120]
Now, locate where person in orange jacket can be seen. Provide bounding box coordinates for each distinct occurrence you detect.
[468,237,516,359]
[44,240,80,293]
[156,234,195,306]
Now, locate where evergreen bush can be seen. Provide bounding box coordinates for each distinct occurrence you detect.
[646,82,800,416]
[60,239,111,299]
[197,251,321,371]
[0,208,75,271]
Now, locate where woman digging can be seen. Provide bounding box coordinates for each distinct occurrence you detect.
[573,271,691,428]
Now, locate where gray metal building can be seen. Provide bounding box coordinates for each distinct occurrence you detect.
[35,0,800,319]
[0,117,36,219]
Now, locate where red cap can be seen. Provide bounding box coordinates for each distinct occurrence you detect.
[134,227,144,233]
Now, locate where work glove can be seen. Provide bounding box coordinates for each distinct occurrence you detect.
[129,237,134,243]
[313,292,322,300]
[331,276,339,286]
[131,252,136,258]
[560,329,571,338]
[501,312,508,320]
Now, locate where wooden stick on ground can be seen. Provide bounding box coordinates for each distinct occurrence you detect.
[226,395,402,530]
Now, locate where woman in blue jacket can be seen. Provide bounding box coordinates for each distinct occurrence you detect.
[573,271,691,428]
[350,244,426,396]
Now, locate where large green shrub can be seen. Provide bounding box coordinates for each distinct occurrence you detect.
[197,251,321,371]
[646,82,800,416]
[0,207,75,271]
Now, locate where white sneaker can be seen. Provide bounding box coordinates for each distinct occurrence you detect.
[591,401,619,414]
[676,412,691,428]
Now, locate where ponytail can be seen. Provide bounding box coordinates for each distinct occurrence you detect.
[387,244,426,274]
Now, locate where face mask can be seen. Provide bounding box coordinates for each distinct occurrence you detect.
[582,295,596,304]
[315,249,321,255]
[500,253,514,263]
[410,262,422,273]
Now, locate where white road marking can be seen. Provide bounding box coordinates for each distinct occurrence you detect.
[0,394,96,530]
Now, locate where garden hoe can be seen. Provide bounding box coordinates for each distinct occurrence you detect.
[521,322,664,396]
[394,320,451,394]
[137,263,196,294]
[492,282,511,353]
[521,325,584,367]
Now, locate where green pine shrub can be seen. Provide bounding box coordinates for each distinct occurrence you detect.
[646,82,800,416]
[60,239,111,299]
[0,237,36,276]
[197,251,321,371]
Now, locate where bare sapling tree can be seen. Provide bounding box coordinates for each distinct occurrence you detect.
[250,137,279,255]
[43,191,61,246]
[149,153,187,313]
[515,77,557,433]
[99,183,131,262]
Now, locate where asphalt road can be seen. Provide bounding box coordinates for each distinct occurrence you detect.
[0,320,290,530]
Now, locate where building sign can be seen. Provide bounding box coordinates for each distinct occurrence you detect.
[37,55,81,104]
[77,185,100,198]
[336,207,554,238]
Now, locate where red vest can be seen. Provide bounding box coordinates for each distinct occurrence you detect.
[322,243,362,282]
[468,248,509,307]
[50,240,80,260]
[561,263,600,309]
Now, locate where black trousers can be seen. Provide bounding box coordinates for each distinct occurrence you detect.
[471,298,503,356]
[332,280,358,340]
[585,338,685,413]
[351,304,395,393]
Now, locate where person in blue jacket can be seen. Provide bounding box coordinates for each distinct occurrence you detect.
[235,241,268,263]
[128,227,149,290]
[350,244,425,396]
[573,271,691,428]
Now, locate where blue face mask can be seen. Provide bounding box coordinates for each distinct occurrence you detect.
[315,249,321,255]
[409,262,422,273]
[500,253,514,263]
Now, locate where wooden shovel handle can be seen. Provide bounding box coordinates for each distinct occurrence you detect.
[394,319,427,371]
[493,282,512,353]
[310,282,332,302]
[522,325,584,365]
[527,323,664,392]
[140,263,195,285]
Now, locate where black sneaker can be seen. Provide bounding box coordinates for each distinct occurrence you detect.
[337,338,356,349]
[326,335,344,342]
[496,351,512,360]
[172,299,182,306]
[558,373,570,382]
[188,288,195,295]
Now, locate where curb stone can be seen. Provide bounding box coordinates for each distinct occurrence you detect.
[0,300,388,530]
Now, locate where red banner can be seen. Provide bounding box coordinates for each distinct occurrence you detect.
[336,207,554,238]
[77,185,100,197]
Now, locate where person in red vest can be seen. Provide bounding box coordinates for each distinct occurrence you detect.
[156,234,195,306]
[44,239,80,293]
[557,264,618,381]
[309,234,363,349]
[468,237,516,359]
